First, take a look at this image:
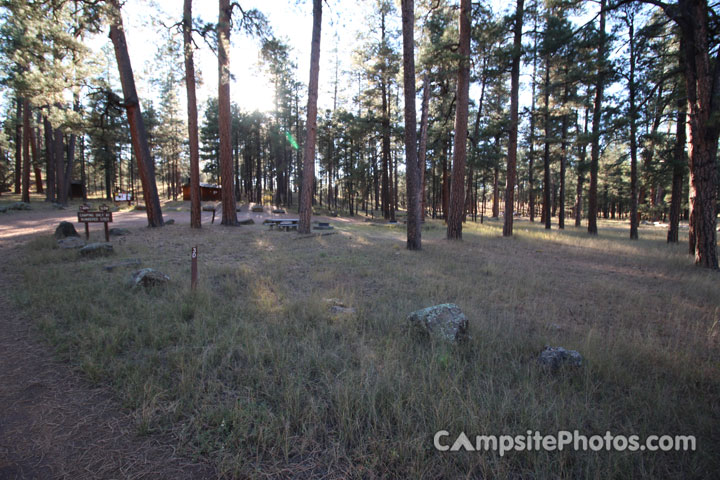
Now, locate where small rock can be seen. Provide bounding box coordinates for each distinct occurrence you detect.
[251,205,264,212]
[57,237,86,249]
[130,268,169,288]
[406,303,469,343]
[238,218,255,225]
[54,221,79,238]
[52,203,66,210]
[108,228,131,236]
[104,258,141,271]
[538,346,583,369]
[164,219,175,225]
[10,202,31,210]
[324,298,356,315]
[79,242,114,258]
[272,209,286,214]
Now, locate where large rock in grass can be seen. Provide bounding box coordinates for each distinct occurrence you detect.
[538,346,583,369]
[130,268,169,288]
[79,242,114,258]
[54,221,79,238]
[406,303,469,343]
[57,237,85,249]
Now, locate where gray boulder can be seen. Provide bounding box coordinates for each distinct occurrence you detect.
[538,346,583,369]
[57,237,86,249]
[79,242,114,258]
[130,268,169,288]
[164,218,175,225]
[238,218,255,225]
[251,205,264,212]
[108,227,131,236]
[10,202,30,210]
[406,303,469,343]
[54,221,79,238]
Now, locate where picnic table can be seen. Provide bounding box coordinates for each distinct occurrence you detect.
[264,218,299,231]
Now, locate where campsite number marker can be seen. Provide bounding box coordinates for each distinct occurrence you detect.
[191,246,198,290]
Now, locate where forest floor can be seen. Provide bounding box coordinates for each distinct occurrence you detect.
[1,193,719,479]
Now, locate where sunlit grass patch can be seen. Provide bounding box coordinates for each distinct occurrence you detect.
[9,217,720,478]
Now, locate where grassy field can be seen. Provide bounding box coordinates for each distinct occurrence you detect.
[11,215,720,479]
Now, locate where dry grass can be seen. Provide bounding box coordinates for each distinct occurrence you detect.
[10,215,720,479]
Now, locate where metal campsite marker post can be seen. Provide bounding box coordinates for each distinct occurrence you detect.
[191,246,198,290]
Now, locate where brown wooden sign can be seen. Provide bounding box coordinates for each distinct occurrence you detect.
[77,204,113,241]
[78,211,113,223]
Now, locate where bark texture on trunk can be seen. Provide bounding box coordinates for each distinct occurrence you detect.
[675,0,718,267]
[298,0,322,234]
[446,0,471,240]
[218,0,237,225]
[503,0,524,236]
[401,0,421,250]
[109,0,163,227]
[184,0,202,229]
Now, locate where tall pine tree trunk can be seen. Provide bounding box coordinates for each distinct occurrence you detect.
[109,0,163,226]
[43,117,55,203]
[628,14,639,240]
[184,0,201,228]
[587,0,606,235]
[528,13,538,223]
[218,0,237,225]
[503,0,524,236]
[401,0,421,250]
[676,0,718,267]
[542,56,552,230]
[54,127,66,205]
[446,0,471,240]
[14,98,21,194]
[298,0,322,234]
[668,101,686,243]
[418,75,430,220]
[21,98,31,203]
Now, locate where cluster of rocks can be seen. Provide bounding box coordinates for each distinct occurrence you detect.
[0,202,31,213]
[52,221,168,290]
[406,303,583,370]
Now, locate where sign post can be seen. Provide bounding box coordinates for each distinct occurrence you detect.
[78,204,113,241]
[191,246,198,290]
